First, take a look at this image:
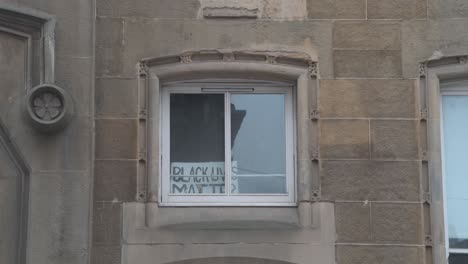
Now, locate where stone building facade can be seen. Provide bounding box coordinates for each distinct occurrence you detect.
[1,0,468,264]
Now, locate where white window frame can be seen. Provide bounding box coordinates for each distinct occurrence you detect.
[159,80,296,206]
[440,79,468,258]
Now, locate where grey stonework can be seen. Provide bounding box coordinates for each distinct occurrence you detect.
[0,0,467,264]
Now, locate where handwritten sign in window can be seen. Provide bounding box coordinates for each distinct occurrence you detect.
[170,162,238,194]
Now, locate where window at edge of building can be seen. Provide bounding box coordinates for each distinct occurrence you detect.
[441,79,468,264]
[159,80,296,206]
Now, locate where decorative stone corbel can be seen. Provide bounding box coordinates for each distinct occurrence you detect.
[222,53,235,62]
[180,54,192,63]
[308,61,318,78]
[458,56,468,64]
[265,55,277,64]
[310,189,321,202]
[419,63,427,77]
[310,109,320,120]
[138,61,148,76]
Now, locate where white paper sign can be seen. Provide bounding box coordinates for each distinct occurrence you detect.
[170,162,238,194]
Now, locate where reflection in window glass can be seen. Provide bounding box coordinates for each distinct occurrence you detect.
[231,94,286,194]
[449,253,468,264]
[442,95,468,251]
[170,94,225,194]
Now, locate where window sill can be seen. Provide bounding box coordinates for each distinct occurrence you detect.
[148,205,301,230]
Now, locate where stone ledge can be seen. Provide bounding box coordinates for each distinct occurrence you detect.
[202,7,258,19]
[122,202,336,244]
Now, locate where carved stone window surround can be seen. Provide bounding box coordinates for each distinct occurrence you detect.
[121,50,335,264]
[419,56,468,264]
[138,50,320,207]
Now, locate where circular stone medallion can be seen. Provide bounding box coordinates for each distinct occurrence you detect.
[25,84,73,132]
[32,91,64,121]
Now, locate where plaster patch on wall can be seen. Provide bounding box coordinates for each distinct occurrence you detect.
[198,0,307,20]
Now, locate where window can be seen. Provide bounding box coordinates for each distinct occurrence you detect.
[160,80,295,206]
[441,80,468,263]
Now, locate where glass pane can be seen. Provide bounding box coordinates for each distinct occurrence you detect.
[449,253,468,264]
[230,94,287,194]
[442,95,468,249]
[170,94,225,194]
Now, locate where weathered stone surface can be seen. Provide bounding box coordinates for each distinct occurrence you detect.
[335,202,371,242]
[199,0,262,12]
[0,3,94,261]
[94,160,137,201]
[55,56,93,117]
[96,46,125,77]
[28,172,90,264]
[262,0,308,20]
[164,257,300,264]
[334,50,402,78]
[121,19,333,77]
[96,78,138,118]
[96,0,200,18]
[96,17,123,48]
[307,0,365,19]
[93,202,122,244]
[95,119,138,159]
[95,17,124,77]
[428,0,468,18]
[0,137,23,264]
[367,0,426,19]
[319,79,417,118]
[321,161,420,201]
[7,117,91,171]
[200,0,308,20]
[371,120,419,160]
[372,203,422,243]
[402,20,468,78]
[333,21,401,50]
[91,245,121,264]
[17,0,94,57]
[320,119,369,159]
[203,7,258,18]
[337,245,423,264]
[123,244,335,264]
